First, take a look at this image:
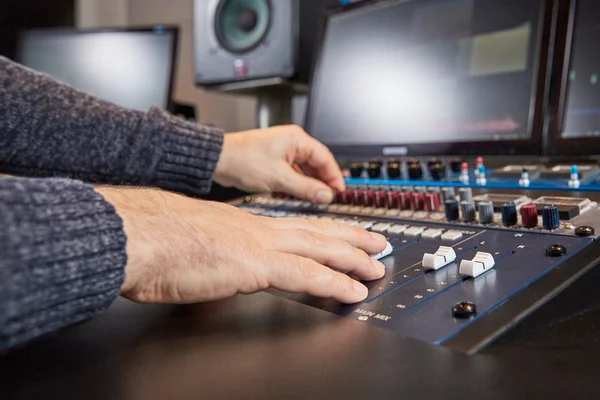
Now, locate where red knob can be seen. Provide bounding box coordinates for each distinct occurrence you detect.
[351,189,364,206]
[335,190,346,204]
[412,192,425,211]
[343,190,353,204]
[363,190,375,207]
[386,191,400,209]
[374,190,388,208]
[520,203,539,228]
[425,193,440,211]
[399,192,412,210]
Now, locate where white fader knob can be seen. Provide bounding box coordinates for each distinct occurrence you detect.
[422,246,457,271]
[460,252,495,278]
[370,241,393,260]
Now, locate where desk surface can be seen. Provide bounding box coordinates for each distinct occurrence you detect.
[2,292,600,399]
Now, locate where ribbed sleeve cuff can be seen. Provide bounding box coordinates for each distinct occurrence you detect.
[0,178,127,352]
[147,108,224,196]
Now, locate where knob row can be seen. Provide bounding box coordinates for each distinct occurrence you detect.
[349,158,466,180]
[444,200,560,230]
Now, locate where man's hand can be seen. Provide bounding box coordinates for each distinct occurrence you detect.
[96,187,387,305]
[215,125,344,204]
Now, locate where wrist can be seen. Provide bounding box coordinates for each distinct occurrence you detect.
[94,186,157,294]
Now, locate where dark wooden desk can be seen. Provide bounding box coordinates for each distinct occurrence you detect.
[2,291,600,399]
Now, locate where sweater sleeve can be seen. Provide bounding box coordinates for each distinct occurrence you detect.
[0,56,224,196]
[0,177,127,353]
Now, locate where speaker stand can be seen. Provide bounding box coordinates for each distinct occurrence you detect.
[257,89,293,128]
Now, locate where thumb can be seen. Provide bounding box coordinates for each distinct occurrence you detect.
[278,167,335,204]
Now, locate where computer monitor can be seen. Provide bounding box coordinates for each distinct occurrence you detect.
[16,27,178,112]
[548,0,600,156]
[305,0,554,157]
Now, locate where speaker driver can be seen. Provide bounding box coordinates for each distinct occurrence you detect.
[215,0,272,53]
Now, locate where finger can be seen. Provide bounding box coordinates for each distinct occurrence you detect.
[293,133,345,191]
[273,229,385,281]
[266,252,369,303]
[276,166,337,204]
[270,217,388,255]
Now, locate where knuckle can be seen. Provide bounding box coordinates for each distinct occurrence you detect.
[297,260,321,281]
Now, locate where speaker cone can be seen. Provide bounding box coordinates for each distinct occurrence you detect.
[215,0,272,53]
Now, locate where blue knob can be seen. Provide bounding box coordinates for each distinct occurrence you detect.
[501,202,518,227]
[542,205,561,230]
[445,199,459,222]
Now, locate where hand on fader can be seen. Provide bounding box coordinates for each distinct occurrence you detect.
[96,187,387,305]
[215,125,345,204]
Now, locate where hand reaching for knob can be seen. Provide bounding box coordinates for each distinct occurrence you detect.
[214,125,345,204]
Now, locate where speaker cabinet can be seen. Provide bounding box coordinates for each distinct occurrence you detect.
[193,0,339,87]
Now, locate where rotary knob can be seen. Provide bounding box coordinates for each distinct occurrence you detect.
[386,191,400,208]
[335,190,347,204]
[412,192,425,210]
[450,158,464,174]
[367,161,382,179]
[441,187,456,202]
[445,199,460,222]
[387,160,402,179]
[461,200,476,222]
[349,162,364,178]
[399,192,412,210]
[425,193,440,211]
[407,159,423,180]
[520,204,539,228]
[374,191,388,208]
[351,189,364,206]
[501,202,518,227]
[459,187,473,202]
[542,205,561,230]
[363,190,375,207]
[478,201,494,224]
[428,159,446,180]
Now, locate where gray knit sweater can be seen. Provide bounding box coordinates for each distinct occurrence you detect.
[0,56,224,352]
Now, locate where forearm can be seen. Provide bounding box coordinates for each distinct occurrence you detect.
[0,57,223,196]
[0,177,126,353]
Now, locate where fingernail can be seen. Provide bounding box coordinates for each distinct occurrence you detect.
[372,258,386,277]
[370,232,387,243]
[315,189,334,204]
[353,280,369,300]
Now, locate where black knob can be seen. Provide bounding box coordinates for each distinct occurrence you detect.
[387,160,401,179]
[428,158,441,169]
[445,199,460,222]
[349,162,364,178]
[501,202,518,227]
[546,244,567,257]
[452,301,477,319]
[542,205,561,230]
[408,160,423,180]
[367,161,382,179]
[575,226,595,237]
[430,163,446,180]
[450,158,464,174]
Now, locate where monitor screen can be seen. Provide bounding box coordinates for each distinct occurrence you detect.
[561,0,600,139]
[17,28,176,111]
[306,0,546,154]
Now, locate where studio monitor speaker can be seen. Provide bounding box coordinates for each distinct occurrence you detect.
[193,0,341,87]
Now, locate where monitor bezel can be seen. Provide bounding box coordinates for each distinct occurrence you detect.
[304,0,557,158]
[545,0,600,157]
[15,25,180,112]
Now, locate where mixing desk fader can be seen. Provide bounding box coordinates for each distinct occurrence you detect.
[232,188,600,353]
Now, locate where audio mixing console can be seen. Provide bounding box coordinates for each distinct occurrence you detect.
[231,178,600,353]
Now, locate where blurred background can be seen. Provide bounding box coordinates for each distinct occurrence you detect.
[0,0,277,133]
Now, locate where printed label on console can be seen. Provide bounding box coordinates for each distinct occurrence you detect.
[354,309,392,322]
